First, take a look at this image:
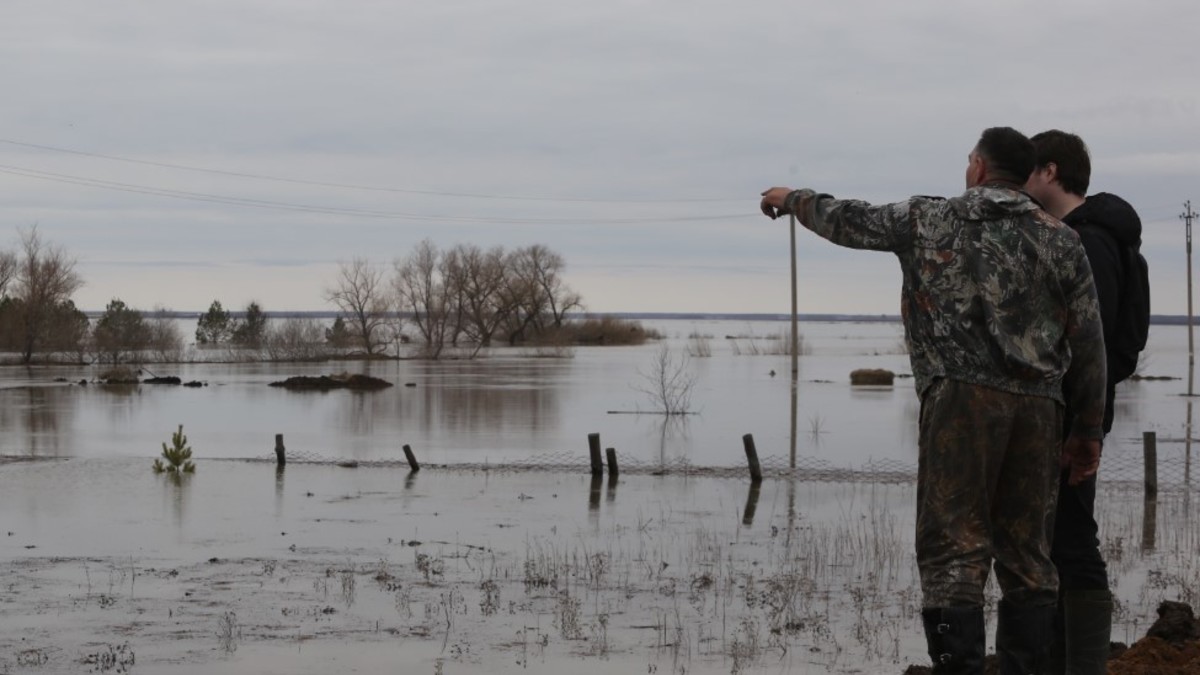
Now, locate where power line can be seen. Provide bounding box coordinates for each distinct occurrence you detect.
[0,138,744,204]
[0,164,745,225]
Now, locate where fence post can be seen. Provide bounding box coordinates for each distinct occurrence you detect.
[1144,431,1158,501]
[605,447,619,478]
[274,434,286,466]
[742,434,763,484]
[588,433,604,477]
[403,444,420,473]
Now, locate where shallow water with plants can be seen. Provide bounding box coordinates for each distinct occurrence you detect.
[0,320,1196,673]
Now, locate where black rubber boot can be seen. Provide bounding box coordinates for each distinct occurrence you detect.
[1061,590,1113,675]
[1045,598,1066,675]
[996,600,1054,675]
[922,607,986,674]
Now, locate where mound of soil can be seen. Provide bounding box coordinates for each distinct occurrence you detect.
[850,368,895,385]
[902,601,1200,674]
[269,374,393,391]
[1109,601,1200,674]
[143,376,182,385]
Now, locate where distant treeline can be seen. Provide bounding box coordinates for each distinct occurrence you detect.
[80,310,1200,326]
[0,232,656,364]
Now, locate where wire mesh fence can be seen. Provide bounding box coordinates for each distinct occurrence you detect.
[2,433,1193,491]
[253,449,920,483]
[247,435,1200,492]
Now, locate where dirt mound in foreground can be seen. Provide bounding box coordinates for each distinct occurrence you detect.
[1109,601,1200,674]
[902,600,1200,674]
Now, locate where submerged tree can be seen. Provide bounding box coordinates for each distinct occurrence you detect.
[392,239,456,359]
[10,227,83,363]
[153,425,196,474]
[325,316,352,348]
[634,345,697,415]
[144,306,185,361]
[0,248,16,299]
[196,300,232,345]
[231,301,267,347]
[325,258,392,356]
[92,298,149,364]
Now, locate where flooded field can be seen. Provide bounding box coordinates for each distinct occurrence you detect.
[0,461,1195,674]
[0,320,1197,673]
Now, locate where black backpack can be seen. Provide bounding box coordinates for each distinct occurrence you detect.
[1090,229,1150,384]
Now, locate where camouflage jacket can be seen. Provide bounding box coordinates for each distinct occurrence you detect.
[789,184,1107,439]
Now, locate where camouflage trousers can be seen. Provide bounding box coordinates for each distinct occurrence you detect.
[917,378,1063,608]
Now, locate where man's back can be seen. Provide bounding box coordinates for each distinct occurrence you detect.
[897,185,1100,406]
[789,182,1105,433]
[1063,192,1146,402]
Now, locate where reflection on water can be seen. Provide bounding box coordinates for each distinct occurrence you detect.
[741,481,761,526]
[0,386,73,457]
[0,322,1193,469]
[161,472,192,530]
[275,464,286,518]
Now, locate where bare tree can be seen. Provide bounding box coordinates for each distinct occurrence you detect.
[265,318,328,361]
[452,244,513,356]
[501,245,581,344]
[525,244,583,329]
[0,248,16,298]
[325,258,392,356]
[634,345,697,415]
[392,239,455,359]
[145,306,185,362]
[12,227,83,363]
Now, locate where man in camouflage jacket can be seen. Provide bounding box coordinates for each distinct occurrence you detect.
[760,127,1106,675]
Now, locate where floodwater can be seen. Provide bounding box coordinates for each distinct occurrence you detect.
[0,320,1197,673]
[0,320,1193,469]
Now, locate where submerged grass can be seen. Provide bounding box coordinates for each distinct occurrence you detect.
[0,476,1193,674]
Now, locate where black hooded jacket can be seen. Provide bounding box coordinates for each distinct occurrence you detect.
[1062,192,1143,433]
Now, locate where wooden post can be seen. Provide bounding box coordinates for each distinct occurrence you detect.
[403,444,420,473]
[743,434,763,484]
[588,433,603,477]
[1144,431,1158,501]
[1141,431,1157,553]
[605,448,619,478]
[274,434,286,466]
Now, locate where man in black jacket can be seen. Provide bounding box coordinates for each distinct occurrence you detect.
[1025,129,1144,675]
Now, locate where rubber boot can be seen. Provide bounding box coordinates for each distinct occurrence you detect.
[922,607,986,674]
[1061,590,1113,675]
[996,600,1054,675]
[1045,597,1066,675]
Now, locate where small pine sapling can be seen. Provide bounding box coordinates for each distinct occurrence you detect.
[153,425,196,474]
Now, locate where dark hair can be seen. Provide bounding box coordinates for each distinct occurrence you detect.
[1029,130,1091,197]
[975,127,1035,184]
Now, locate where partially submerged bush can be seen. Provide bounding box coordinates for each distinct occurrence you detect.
[99,366,139,384]
[153,425,196,474]
[562,316,660,346]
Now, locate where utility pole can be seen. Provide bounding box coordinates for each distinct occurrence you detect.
[1185,201,1197,396]
[789,213,799,376]
[789,213,800,470]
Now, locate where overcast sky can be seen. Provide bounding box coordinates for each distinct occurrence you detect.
[1,0,1196,315]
